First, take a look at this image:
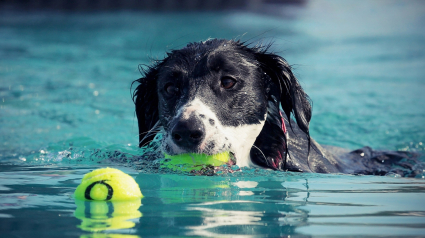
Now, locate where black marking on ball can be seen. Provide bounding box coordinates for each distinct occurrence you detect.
[199,114,206,119]
[85,180,113,201]
[209,119,215,126]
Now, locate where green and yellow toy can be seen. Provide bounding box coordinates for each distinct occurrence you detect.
[74,167,143,201]
[162,151,232,172]
[74,168,143,232]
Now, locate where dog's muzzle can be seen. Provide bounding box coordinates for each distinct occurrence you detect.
[171,116,205,150]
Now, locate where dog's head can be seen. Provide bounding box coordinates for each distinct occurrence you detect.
[133,39,311,170]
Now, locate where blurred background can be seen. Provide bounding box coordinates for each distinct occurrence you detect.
[0,0,424,163]
[0,0,306,11]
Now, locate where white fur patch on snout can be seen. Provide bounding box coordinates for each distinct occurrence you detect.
[162,98,266,168]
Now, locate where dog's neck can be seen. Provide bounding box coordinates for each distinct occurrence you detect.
[230,118,266,168]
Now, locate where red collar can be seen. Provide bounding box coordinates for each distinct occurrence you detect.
[279,111,287,134]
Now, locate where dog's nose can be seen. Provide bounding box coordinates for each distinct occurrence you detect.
[171,117,205,149]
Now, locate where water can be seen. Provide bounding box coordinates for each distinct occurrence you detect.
[1,165,425,237]
[1,0,425,237]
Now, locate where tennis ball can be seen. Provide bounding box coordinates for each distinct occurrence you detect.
[74,167,143,201]
[162,151,231,172]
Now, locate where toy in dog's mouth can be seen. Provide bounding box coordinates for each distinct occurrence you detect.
[162,151,239,175]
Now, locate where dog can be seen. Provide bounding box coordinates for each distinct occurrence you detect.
[133,39,421,176]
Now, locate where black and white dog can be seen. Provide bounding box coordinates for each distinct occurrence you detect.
[133,39,420,176]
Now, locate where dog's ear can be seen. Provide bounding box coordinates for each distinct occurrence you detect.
[255,52,312,137]
[132,66,159,147]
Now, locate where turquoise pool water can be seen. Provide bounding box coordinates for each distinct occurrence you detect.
[1,0,425,237]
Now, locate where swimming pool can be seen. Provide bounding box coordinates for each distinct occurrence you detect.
[1,0,425,237]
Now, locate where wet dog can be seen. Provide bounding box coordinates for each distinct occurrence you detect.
[133,39,421,176]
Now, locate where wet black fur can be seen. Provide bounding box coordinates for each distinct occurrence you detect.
[133,39,422,176]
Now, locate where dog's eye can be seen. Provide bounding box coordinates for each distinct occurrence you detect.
[165,83,179,95]
[220,77,236,89]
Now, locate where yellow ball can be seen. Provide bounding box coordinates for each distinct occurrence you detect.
[74,167,143,201]
[162,151,231,172]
